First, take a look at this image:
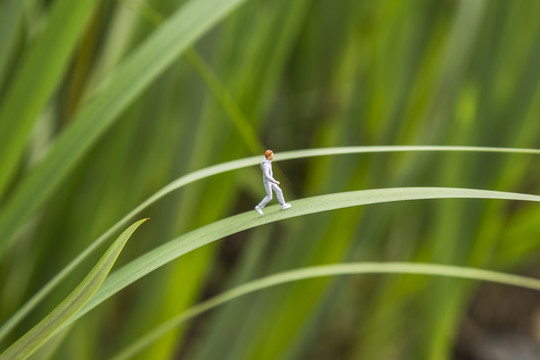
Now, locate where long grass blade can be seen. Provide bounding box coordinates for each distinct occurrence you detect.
[64,187,540,328]
[111,261,540,360]
[2,145,539,342]
[0,218,148,360]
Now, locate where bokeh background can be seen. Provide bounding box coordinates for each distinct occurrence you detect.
[2,0,540,359]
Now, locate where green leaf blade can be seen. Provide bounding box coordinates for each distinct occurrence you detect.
[0,218,148,360]
[112,262,540,360]
[68,187,540,327]
[2,145,539,343]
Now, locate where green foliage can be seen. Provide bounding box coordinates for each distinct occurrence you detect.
[64,186,540,327]
[112,261,540,360]
[2,0,540,359]
[0,219,147,360]
[0,0,247,257]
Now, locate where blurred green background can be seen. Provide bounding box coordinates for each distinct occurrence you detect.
[2,0,540,359]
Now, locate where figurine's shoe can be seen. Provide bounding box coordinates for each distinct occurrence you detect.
[281,203,291,210]
[255,206,264,215]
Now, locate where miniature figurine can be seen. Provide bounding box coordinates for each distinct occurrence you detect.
[255,150,291,215]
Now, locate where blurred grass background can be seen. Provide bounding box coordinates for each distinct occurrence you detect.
[2,0,540,359]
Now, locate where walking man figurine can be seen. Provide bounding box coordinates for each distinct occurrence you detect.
[255,150,291,215]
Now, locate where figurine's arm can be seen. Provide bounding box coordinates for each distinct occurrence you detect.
[263,163,278,184]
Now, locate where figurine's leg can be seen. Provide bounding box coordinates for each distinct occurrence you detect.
[271,183,285,205]
[257,182,273,208]
[272,184,291,210]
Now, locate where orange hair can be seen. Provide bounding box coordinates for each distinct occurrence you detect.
[264,150,274,159]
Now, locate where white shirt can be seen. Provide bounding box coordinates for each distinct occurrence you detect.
[261,159,278,184]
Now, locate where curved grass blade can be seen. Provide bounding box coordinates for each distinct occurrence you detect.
[0,0,248,257]
[111,261,540,360]
[65,187,540,329]
[3,145,540,342]
[0,219,148,360]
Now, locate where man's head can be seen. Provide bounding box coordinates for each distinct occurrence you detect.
[265,150,274,160]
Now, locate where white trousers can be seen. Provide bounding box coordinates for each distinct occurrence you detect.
[257,182,285,208]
